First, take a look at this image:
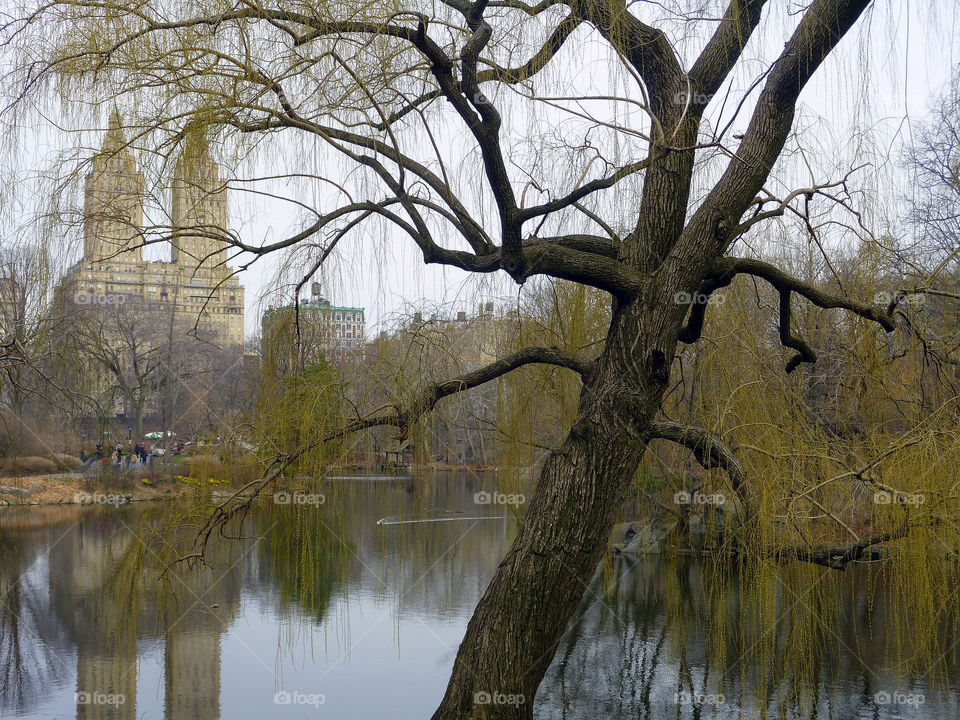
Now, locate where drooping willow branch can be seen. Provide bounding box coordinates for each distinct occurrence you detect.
[648,420,923,570]
[649,420,753,517]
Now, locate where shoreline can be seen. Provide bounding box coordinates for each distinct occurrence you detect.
[0,464,501,509]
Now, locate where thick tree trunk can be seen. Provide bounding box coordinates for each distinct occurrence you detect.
[432,303,676,719]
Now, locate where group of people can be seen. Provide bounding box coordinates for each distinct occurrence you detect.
[90,442,151,466]
[131,442,150,465]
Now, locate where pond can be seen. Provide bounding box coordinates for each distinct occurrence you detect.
[0,471,957,719]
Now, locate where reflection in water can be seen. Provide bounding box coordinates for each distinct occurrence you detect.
[541,555,960,718]
[1,473,959,719]
[0,517,70,714]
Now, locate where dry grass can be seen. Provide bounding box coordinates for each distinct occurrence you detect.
[1,456,59,476]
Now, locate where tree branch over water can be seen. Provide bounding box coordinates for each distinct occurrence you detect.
[649,420,751,514]
[189,345,593,559]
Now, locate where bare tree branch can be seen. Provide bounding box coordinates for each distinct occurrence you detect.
[787,527,910,570]
[689,0,769,107]
[649,420,753,515]
[675,0,875,269]
[713,256,896,330]
[679,255,896,372]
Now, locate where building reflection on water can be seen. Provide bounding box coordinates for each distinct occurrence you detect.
[0,474,510,719]
[42,513,243,720]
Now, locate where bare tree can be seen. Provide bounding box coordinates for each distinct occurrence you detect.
[906,71,960,272]
[3,0,947,717]
[63,294,227,441]
[0,241,60,451]
[63,295,166,440]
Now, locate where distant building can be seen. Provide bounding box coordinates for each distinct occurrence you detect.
[55,110,245,347]
[408,300,501,368]
[0,274,23,338]
[261,283,366,370]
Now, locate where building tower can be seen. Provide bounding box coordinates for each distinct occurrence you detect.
[170,135,228,267]
[164,624,223,719]
[58,114,246,350]
[83,108,145,263]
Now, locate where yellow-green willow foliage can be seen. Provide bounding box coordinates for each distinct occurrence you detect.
[254,499,348,622]
[258,315,346,474]
[495,280,610,473]
[653,250,960,547]
[631,247,960,710]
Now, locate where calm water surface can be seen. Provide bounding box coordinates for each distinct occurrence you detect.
[1,472,958,719]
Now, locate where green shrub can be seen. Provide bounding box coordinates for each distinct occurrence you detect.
[183,456,261,485]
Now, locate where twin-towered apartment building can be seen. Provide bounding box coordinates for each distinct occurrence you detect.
[55,110,246,346]
[54,111,369,373]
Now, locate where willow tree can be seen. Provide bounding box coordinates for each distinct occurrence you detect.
[3,0,927,717]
